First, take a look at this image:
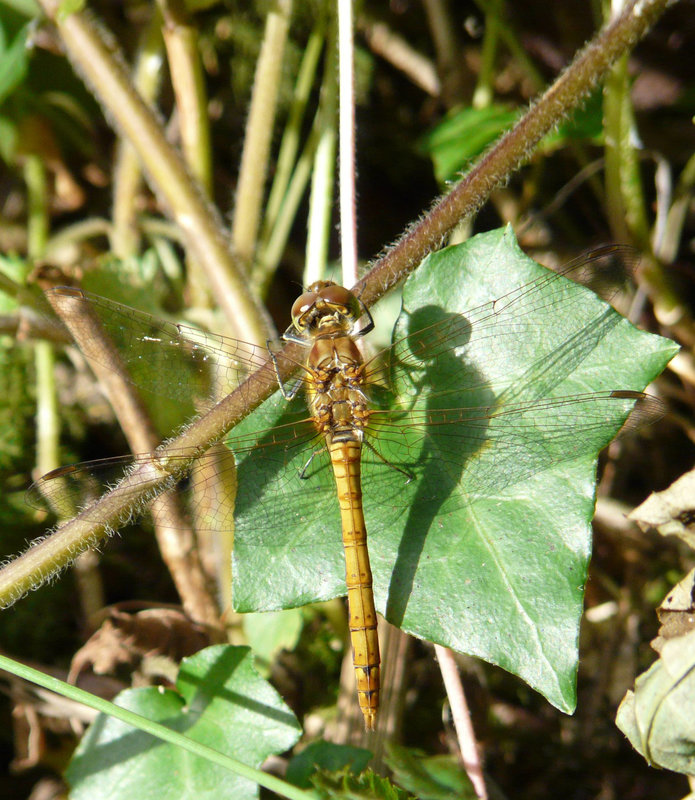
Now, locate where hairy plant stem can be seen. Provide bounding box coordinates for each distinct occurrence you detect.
[353,0,674,309]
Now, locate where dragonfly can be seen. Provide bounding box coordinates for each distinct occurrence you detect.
[26,239,662,729]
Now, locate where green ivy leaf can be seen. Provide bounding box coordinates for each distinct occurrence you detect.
[65,645,301,800]
[231,227,677,713]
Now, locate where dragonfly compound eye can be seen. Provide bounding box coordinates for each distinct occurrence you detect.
[316,284,362,321]
[315,283,352,306]
[291,290,321,330]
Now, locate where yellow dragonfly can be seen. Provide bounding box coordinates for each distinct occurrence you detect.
[27,233,669,727]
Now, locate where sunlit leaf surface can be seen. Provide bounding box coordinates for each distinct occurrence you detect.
[231,228,677,711]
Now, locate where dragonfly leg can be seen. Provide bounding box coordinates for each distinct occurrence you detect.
[298,446,328,479]
[351,293,375,337]
[268,340,303,399]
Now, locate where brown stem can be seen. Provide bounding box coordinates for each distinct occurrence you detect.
[354,0,673,309]
[44,284,221,628]
[435,644,488,799]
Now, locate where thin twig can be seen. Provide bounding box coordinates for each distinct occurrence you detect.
[357,15,440,97]
[338,0,358,287]
[434,644,487,800]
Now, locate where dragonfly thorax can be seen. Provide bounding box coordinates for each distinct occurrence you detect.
[306,333,370,443]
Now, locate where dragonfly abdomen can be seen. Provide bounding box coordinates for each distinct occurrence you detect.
[296,289,380,729]
[329,438,380,730]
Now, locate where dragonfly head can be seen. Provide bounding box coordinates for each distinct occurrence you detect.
[288,281,363,338]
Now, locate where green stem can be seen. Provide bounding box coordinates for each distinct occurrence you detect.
[660,152,695,264]
[23,155,48,258]
[473,0,545,92]
[255,113,321,294]
[36,0,273,345]
[0,654,316,800]
[262,18,325,239]
[305,17,338,285]
[472,0,502,108]
[601,4,685,327]
[111,14,164,258]
[603,52,649,246]
[33,342,61,490]
[24,155,58,479]
[233,0,293,271]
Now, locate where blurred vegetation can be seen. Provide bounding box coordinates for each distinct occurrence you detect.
[0,1,693,798]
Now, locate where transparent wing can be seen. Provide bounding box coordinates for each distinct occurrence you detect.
[44,246,635,408]
[26,408,320,531]
[364,390,663,505]
[373,244,629,356]
[30,245,651,540]
[44,287,294,408]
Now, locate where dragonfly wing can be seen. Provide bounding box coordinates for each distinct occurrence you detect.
[380,243,636,401]
[45,287,291,407]
[365,391,659,511]
[230,392,345,611]
[26,405,320,538]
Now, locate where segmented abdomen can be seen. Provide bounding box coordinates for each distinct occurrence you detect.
[329,438,380,730]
